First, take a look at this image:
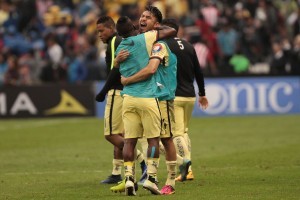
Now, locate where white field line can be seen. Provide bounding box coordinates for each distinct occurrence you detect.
[2,170,104,176]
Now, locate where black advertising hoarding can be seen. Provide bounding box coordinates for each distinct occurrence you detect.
[0,83,95,118]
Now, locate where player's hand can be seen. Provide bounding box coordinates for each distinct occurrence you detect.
[115,50,130,64]
[121,76,129,86]
[198,96,209,110]
[95,91,106,102]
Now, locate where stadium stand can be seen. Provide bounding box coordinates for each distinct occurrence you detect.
[0,0,299,86]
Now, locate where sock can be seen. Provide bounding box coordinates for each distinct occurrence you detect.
[136,149,147,173]
[183,133,191,156]
[136,149,144,163]
[165,160,177,187]
[173,136,191,160]
[124,161,135,180]
[147,158,159,181]
[176,154,184,166]
[112,159,123,175]
[183,133,192,172]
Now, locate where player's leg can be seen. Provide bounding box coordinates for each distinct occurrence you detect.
[135,136,148,184]
[136,148,147,184]
[101,90,124,184]
[159,100,176,195]
[182,98,196,180]
[173,100,190,160]
[173,98,193,181]
[123,138,138,196]
[141,98,161,195]
[121,96,144,196]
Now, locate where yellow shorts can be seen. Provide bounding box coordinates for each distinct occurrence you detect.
[104,89,124,136]
[122,95,162,139]
[159,100,175,138]
[173,96,196,137]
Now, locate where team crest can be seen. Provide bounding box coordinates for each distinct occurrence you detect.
[152,43,162,53]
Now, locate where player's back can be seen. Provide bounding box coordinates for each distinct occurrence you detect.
[155,41,177,101]
[117,34,148,77]
[117,33,169,98]
[164,37,197,97]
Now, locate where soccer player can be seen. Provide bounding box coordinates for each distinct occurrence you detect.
[95,16,147,184]
[121,40,180,195]
[113,15,176,196]
[137,9,192,187]
[161,18,209,181]
[120,22,193,195]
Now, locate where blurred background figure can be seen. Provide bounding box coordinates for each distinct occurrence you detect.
[289,34,300,75]
[269,40,289,75]
[0,0,299,87]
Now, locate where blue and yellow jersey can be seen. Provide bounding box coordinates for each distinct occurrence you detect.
[150,41,177,101]
[117,30,170,98]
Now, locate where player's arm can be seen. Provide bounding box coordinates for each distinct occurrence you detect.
[113,49,130,68]
[192,49,209,109]
[121,42,166,85]
[121,58,160,86]
[156,25,176,40]
[95,68,120,102]
[95,49,129,102]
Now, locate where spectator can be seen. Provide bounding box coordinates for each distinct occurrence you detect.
[269,40,289,75]
[217,19,239,75]
[0,53,8,86]
[190,34,218,76]
[200,0,219,29]
[289,34,300,75]
[3,55,18,86]
[1,0,300,85]
[229,49,250,75]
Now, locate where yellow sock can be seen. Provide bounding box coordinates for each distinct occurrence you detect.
[112,159,123,175]
[124,161,135,178]
[173,136,191,159]
[147,158,159,178]
[176,154,183,166]
[183,133,192,172]
[165,160,176,187]
[136,149,144,163]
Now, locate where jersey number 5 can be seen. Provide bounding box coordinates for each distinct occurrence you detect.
[177,40,184,50]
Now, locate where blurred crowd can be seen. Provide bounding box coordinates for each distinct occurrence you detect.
[0,0,300,86]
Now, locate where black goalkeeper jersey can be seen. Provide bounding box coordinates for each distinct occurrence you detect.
[164,37,206,97]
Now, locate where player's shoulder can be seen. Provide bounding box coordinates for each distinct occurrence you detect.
[147,30,158,33]
[115,35,123,46]
[144,30,158,35]
[166,37,194,51]
[152,42,166,53]
[175,37,193,46]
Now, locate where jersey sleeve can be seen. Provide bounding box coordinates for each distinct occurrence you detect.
[144,30,158,44]
[192,48,206,96]
[144,30,158,56]
[150,42,168,62]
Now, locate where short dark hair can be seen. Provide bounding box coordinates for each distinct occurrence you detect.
[96,16,115,28]
[161,18,179,33]
[116,16,135,38]
[145,5,162,23]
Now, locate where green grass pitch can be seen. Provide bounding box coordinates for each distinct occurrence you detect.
[1,115,300,199]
